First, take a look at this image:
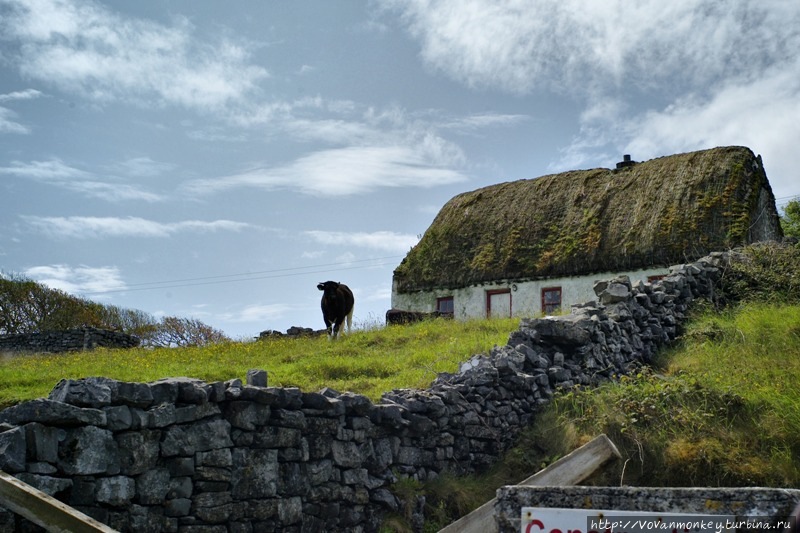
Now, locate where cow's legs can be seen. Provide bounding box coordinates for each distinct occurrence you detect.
[331,320,342,340]
[345,308,353,334]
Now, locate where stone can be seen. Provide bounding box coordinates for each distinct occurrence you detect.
[277,496,303,525]
[57,426,119,475]
[225,401,270,431]
[331,440,363,468]
[116,429,161,475]
[136,468,171,504]
[160,418,232,456]
[371,488,399,511]
[103,405,133,431]
[49,377,113,408]
[252,426,302,448]
[0,426,27,473]
[246,369,268,387]
[231,448,278,498]
[0,398,106,427]
[113,381,154,408]
[15,473,72,496]
[164,498,192,517]
[167,476,192,499]
[96,476,136,507]
[339,392,373,416]
[521,314,592,346]
[149,378,180,405]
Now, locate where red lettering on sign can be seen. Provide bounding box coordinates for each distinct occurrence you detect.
[526,519,545,533]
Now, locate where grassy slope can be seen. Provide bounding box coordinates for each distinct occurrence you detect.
[0,317,519,408]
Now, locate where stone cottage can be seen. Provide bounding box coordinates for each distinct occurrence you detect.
[391,146,783,319]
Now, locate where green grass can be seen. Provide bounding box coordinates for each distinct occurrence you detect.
[534,301,800,488]
[0,317,519,408]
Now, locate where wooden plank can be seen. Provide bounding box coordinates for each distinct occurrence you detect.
[438,434,621,533]
[0,470,118,533]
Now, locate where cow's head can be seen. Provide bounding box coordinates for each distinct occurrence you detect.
[317,281,340,296]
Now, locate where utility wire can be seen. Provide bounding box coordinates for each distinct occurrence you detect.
[80,256,403,296]
[120,255,403,288]
[775,193,799,206]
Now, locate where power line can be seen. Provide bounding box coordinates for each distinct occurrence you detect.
[121,255,403,288]
[80,256,403,296]
[775,193,799,206]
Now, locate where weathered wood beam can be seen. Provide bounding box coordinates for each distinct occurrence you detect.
[438,434,621,533]
[0,469,118,533]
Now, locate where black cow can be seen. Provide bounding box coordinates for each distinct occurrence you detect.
[317,281,355,340]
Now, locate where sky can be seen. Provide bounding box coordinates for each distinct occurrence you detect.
[1,0,798,340]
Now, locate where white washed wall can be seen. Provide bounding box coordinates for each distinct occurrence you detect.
[391,266,670,319]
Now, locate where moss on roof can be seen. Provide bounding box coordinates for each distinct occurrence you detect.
[394,146,782,293]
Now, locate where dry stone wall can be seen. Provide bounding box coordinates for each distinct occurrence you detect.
[0,327,139,353]
[0,252,731,532]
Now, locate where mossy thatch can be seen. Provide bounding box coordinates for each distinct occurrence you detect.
[394,146,782,293]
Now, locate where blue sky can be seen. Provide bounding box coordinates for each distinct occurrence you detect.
[1,0,798,339]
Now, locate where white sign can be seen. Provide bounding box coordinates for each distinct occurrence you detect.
[520,508,742,533]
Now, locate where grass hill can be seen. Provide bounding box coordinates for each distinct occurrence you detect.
[0,316,520,409]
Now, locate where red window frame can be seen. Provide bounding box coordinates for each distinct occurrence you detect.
[436,296,454,317]
[541,287,562,314]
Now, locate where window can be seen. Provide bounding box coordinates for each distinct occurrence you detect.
[436,296,454,317]
[541,287,562,314]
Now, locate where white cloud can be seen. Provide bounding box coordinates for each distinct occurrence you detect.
[550,57,800,199]
[220,303,293,323]
[185,145,467,197]
[383,0,800,96]
[620,64,800,199]
[200,99,530,198]
[301,250,325,260]
[0,107,31,134]
[24,264,127,294]
[443,113,528,132]
[112,157,175,178]
[358,284,392,303]
[21,216,256,239]
[0,89,44,102]
[305,230,419,253]
[0,159,163,201]
[0,0,267,110]
[0,159,87,179]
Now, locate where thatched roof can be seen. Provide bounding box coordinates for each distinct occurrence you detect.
[394,146,782,293]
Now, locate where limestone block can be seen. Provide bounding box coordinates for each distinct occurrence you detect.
[0,426,27,472]
[160,418,232,456]
[231,448,278,498]
[136,467,170,504]
[49,377,113,408]
[0,398,106,427]
[96,475,135,507]
[116,429,161,475]
[57,425,119,475]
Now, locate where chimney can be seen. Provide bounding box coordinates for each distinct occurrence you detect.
[616,154,636,169]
